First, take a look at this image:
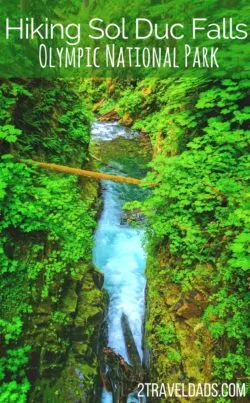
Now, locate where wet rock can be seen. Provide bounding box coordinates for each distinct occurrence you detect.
[101,347,144,403]
[99,314,145,402]
[92,269,104,290]
[99,110,119,121]
[120,209,144,225]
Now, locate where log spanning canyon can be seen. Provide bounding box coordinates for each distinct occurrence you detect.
[22,159,143,185]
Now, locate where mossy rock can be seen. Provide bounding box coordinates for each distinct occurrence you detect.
[60,285,78,314]
[119,112,133,126]
[144,252,214,399]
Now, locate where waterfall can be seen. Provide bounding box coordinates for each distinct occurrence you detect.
[92,122,147,403]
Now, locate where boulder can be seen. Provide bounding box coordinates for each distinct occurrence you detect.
[120,209,144,225]
[176,302,203,319]
[92,269,104,290]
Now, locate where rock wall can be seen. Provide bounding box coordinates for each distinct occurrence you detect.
[28,264,107,402]
[144,252,214,402]
[25,177,108,403]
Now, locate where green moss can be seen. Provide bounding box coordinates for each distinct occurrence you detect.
[144,253,213,387]
[0,79,106,402]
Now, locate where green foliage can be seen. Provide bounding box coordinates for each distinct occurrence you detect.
[12,79,92,163]
[1,71,249,400]
[0,346,31,403]
[106,76,250,385]
[99,99,117,115]
[0,378,30,403]
[156,325,176,345]
[0,125,22,143]
[51,311,69,325]
[167,347,182,363]
[0,158,95,294]
[0,78,95,401]
[117,89,143,117]
[79,79,109,107]
[0,317,23,344]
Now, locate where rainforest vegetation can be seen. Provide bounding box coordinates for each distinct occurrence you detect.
[90,75,250,394]
[1,73,249,402]
[102,76,250,381]
[0,79,107,402]
[0,1,250,402]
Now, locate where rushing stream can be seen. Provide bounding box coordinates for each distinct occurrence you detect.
[91,122,151,402]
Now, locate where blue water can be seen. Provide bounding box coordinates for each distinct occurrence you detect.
[92,122,147,403]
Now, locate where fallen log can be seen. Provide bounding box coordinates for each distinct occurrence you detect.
[101,347,144,403]
[21,159,143,185]
[99,109,119,121]
[121,313,142,371]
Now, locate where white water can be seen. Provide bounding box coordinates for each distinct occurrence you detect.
[91,121,139,141]
[92,122,146,403]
